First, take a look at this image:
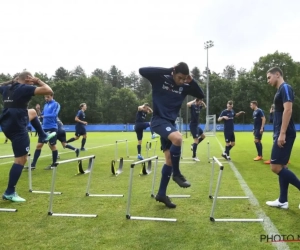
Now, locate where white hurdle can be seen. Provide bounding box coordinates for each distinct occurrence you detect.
[27,153,62,195]
[150,159,190,199]
[180,140,196,164]
[126,156,177,222]
[209,157,264,222]
[115,140,134,162]
[207,141,229,164]
[0,155,18,212]
[47,155,122,218]
[145,140,158,158]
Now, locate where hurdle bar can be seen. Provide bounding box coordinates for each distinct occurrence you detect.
[207,141,229,164]
[145,140,158,158]
[126,156,177,222]
[115,140,134,162]
[179,140,196,164]
[27,153,62,195]
[150,160,190,199]
[0,155,18,212]
[209,157,263,222]
[111,158,124,176]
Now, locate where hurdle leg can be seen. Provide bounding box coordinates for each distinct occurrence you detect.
[126,140,129,158]
[48,166,58,216]
[126,167,134,219]
[87,158,123,197]
[209,165,223,221]
[208,159,215,199]
[27,154,33,192]
[150,158,158,198]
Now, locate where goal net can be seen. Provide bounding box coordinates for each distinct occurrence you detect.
[204,115,216,136]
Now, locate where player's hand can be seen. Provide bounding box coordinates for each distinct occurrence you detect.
[83,121,88,125]
[260,129,263,134]
[240,111,245,114]
[277,133,286,148]
[25,76,40,85]
[223,116,229,120]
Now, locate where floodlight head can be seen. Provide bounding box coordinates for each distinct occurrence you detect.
[204,40,214,49]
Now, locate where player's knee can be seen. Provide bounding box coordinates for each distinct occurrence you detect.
[15,155,27,166]
[201,134,206,139]
[138,140,142,145]
[270,164,282,174]
[83,134,87,139]
[231,142,235,147]
[36,143,43,150]
[168,131,182,146]
[28,108,37,121]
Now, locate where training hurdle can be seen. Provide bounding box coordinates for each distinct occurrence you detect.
[48,155,122,218]
[115,140,135,162]
[150,158,191,199]
[27,154,62,195]
[207,141,229,164]
[146,140,158,158]
[0,155,18,212]
[180,140,197,164]
[209,156,263,222]
[126,156,177,222]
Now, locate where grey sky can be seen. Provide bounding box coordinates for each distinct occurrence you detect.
[1,0,299,77]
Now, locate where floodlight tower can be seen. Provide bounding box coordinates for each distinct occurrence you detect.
[204,40,214,119]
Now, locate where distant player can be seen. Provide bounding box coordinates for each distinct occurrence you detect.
[265,67,300,209]
[31,93,60,170]
[48,118,80,162]
[187,98,206,161]
[250,101,266,161]
[34,103,42,137]
[66,103,87,151]
[139,62,205,208]
[218,100,245,160]
[134,103,153,160]
[0,73,55,202]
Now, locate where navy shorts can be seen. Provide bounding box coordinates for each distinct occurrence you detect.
[57,129,66,143]
[224,131,235,143]
[135,122,150,140]
[38,128,58,145]
[151,117,177,152]
[75,126,86,137]
[253,129,263,140]
[189,123,204,138]
[4,131,30,157]
[271,136,295,165]
[27,126,32,131]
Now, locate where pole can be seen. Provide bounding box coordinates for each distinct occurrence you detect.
[186,96,189,138]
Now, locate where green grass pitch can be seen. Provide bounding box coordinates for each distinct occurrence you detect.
[0,131,299,250]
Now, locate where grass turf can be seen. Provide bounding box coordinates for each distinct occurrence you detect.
[0,131,299,250]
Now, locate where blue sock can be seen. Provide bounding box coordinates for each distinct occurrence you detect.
[192,143,198,157]
[170,144,181,176]
[137,145,141,154]
[52,150,58,165]
[30,117,46,138]
[255,142,260,155]
[225,146,230,155]
[278,174,289,203]
[278,168,300,190]
[158,164,173,196]
[32,149,41,167]
[66,144,75,151]
[5,163,24,194]
[81,138,86,149]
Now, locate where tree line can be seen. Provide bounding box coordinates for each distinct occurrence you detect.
[0,51,299,124]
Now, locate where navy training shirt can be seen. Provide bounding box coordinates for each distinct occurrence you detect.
[273,83,296,137]
[219,109,236,132]
[253,108,264,130]
[135,110,147,123]
[190,104,202,124]
[76,110,86,127]
[0,83,35,134]
[139,67,205,122]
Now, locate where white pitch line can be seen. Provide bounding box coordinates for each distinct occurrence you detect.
[0,142,117,166]
[215,136,289,250]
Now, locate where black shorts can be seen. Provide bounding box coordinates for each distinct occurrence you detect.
[253,129,263,140]
[38,128,58,145]
[57,129,66,143]
[224,131,235,143]
[151,117,177,152]
[189,123,203,138]
[271,136,295,165]
[75,126,86,137]
[134,122,150,140]
[4,131,30,157]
